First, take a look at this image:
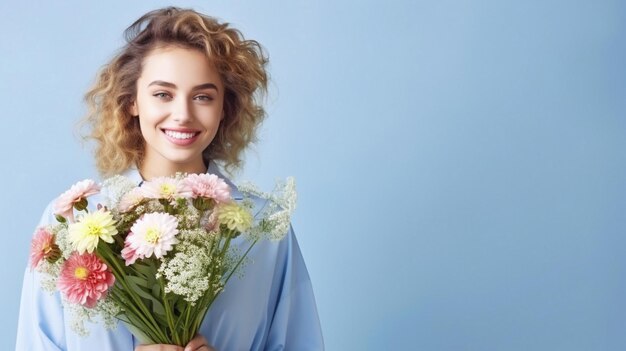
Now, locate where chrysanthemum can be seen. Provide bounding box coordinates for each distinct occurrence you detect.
[217,202,254,233]
[29,227,61,269]
[127,212,179,259]
[68,209,118,253]
[53,179,100,222]
[183,173,231,202]
[117,187,145,213]
[140,177,191,200]
[57,252,115,308]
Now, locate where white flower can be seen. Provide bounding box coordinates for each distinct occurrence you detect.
[127,213,179,259]
[280,177,297,213]
[156,230,220,304]
[101,175,137,209]
[217,202,253,233]
[68,210,118,254]
[239,177,297,241]
[267,210,291,240]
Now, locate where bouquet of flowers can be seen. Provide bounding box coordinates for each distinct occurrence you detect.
[29,172,296,346]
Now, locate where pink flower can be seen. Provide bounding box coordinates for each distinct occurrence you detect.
[121,232,141,265]
[140,177,191,200]
[54,179,100,222]
[126,212,179,260]
[183,173,231,203]
[118,187,145,213]
[57,252,115,308]
[29,227,60,269]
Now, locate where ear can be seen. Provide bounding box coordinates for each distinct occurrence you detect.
[130,100,138,117]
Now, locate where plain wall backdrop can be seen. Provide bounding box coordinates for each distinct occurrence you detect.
[1,1,624,350]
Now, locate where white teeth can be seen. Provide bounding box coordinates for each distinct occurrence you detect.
[164,130,196,139]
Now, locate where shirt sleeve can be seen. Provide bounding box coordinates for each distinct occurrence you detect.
[16,202,68,351]
[265,225,325,351]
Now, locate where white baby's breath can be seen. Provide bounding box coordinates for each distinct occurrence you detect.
[267,210,292,240]
[156,229,218,304]
[102,175,137,209]
[176,202,201,229]
[37,261,61,293]
[238,177,296,213]
[238,177,297,241]
[94,298,122,329]
[51,225,72,259]
[64,292,121,336]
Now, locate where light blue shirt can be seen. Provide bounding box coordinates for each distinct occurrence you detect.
[16,163,324,350]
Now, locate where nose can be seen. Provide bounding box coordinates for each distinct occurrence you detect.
[172,96,193,123]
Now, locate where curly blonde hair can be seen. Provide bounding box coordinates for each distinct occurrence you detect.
[82,7,268,177]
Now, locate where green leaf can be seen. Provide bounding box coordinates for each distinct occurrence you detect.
[123,316,158,344]
[174,296,187,315]
[152,282,161,299]
[126,276,167,317]
[126,275,149,289]
[132,261,154,278]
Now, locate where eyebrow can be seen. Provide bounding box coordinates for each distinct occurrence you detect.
[147,80,219,92]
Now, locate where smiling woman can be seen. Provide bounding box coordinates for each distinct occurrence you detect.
[81,7,269,180]
[129,47,225,179]
[16,6,324,351]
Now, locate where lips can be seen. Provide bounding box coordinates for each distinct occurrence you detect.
[161,128,201,146]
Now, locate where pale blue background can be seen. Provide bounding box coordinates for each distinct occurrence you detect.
[1,1,624,350]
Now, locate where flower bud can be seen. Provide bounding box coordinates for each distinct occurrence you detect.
[55,214,67,223]
[74,197,88,212]
[45,243,62,264]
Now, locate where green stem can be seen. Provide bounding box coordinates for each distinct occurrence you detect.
[97,244,169,343]
[191,232,259,337]
[110,288,161,343]
[184,303,192,343]
[160,277,181,345]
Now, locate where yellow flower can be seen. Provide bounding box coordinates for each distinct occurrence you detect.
[68,209,118,253]
[217,202,253,233]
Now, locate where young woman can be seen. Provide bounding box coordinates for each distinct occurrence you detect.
[16,7,323,351]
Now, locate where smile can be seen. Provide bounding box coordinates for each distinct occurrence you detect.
[161,129,201,146]
[163,130,199,140]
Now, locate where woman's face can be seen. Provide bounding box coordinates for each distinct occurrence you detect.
[130,46,224,179]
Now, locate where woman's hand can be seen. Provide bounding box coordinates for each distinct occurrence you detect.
[135,345,183,351]
[183,334,215,351]
[135,335,216,351]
